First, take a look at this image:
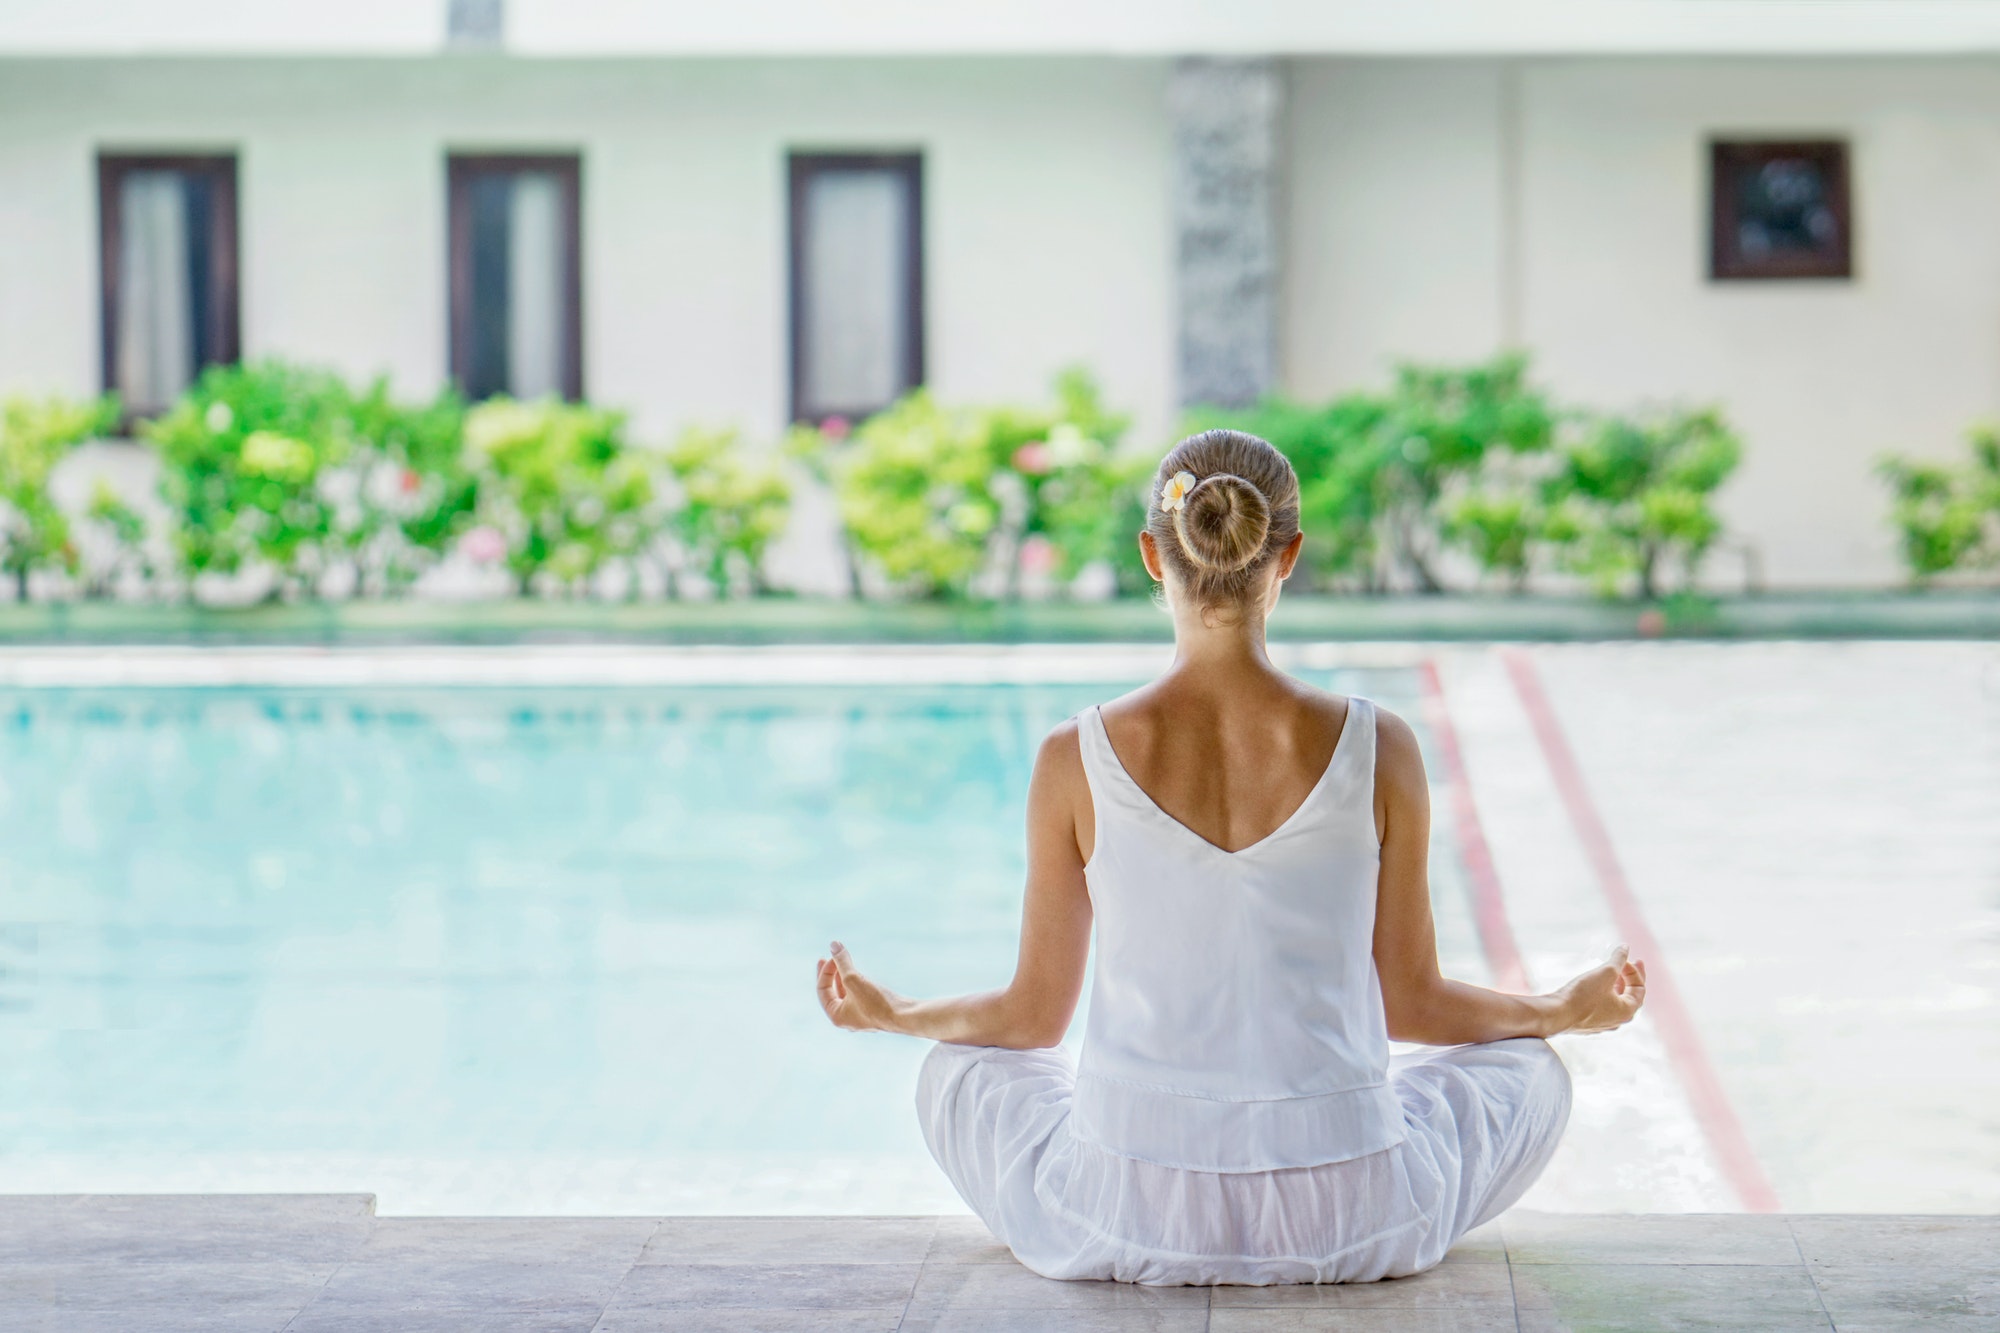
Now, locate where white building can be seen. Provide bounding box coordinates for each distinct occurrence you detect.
[8,1,2000,587]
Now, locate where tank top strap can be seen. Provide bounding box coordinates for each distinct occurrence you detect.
[1346,696,1377,775]
[1074,705,1122,805]
[1077,704,1161,828]
[1320,695,1379,814]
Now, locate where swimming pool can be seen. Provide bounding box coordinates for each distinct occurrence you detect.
[0,664,1490,1214]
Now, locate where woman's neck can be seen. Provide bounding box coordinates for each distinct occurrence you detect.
[1167,604,1277,678]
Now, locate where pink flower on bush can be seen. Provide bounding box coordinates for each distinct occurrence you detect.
[1019,535,1058,577]
[399,468,421,495]
[820,415,851,441]
[461,526,507,564]
[1012,441,1052,475]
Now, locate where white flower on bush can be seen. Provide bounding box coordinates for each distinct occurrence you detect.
[459,526,508,564]
[1046,422,1100,468]
[318,467,363,508]
[363,459,425,516]
[204,401,234,434]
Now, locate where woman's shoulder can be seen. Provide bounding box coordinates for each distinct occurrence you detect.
[1289,681,1414,745]
[1035,714,1087,778]
[1289,686,1422,786]
[1362,698,1425,797]
[1041,712,1085,750]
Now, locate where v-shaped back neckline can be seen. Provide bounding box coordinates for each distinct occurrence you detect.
[1088,699,1361,858]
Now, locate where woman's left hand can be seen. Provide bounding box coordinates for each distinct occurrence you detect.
[816,941,905,1034]
[1556,944,1648,1035]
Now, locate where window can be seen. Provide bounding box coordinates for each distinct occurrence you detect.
[97,153,240,418]
[788,153,924,423]
[447,154,582,401]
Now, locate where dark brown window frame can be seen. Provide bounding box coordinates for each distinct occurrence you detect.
[446,152,584,401]
[787,151,926,424]
[96,152,241,418]
[1709,138,1854,282]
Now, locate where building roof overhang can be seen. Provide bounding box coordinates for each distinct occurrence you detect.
[7,0,2000,59]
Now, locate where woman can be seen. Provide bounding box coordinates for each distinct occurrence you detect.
[815,429,1646,1285]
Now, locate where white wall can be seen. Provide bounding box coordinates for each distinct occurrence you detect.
[1288,56,2000,587]
[0,57,1174,448]
[1285,59,1508,397]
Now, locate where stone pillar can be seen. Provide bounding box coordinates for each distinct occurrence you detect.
[1170,57,1284,411]
[447,0,505,49]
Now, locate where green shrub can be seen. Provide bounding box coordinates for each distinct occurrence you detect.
[660,427,792,596]
[146,362,479,599]
[1375,356,1556,591]
[1541,407,1742,598]
[1189,354,1555,592]
[341,383,474,593]
[82,481,152,597]
[0,394,119,600]
[1441,488,1541,592]
[1879,426,2000,581]
[1015,371,1149,593]
[1184,395,1389,590]
[808,371,1143,599]
[145,362,360,597]
[141,363,795,600]
[461,397,659,595]
[1188,359,1742,599]
[819,391,1000,596]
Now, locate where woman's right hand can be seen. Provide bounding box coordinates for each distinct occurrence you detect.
[1555,945,1648,1034]
[816,941,907,1035]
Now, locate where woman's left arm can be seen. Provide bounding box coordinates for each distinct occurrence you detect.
[1371,707,1646,1045]
[815,720,1094,1049]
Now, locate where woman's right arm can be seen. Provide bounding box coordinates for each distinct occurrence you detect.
[1370,707,1646,1045]
[814,720,1094,1050]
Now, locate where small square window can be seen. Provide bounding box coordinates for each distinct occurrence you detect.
[447,154,583,401]
[97,153,240,418]
[788,153,925,424]
[1709,139,1853,281]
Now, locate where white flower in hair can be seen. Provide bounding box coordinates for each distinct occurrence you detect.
[1160,470,1197,513]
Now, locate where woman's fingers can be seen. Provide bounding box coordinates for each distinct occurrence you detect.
[816,959,841,1020]
[1562,948,1648,1033]
[1612,961,1645,1021]
[827,942,857,1003]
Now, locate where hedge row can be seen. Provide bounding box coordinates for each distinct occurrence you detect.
[0,364,788,603]
[0,354,1802,604]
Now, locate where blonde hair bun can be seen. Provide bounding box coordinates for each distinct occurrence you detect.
[1173,473,1271,573]
[1145,429,1301,611]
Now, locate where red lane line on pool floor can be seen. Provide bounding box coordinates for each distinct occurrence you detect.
[1501,647,1781,1214]
[1417,659,1530,994]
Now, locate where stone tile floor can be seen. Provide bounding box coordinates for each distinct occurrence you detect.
[0,1197,1992,1331]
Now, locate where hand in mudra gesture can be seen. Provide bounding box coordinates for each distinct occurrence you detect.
[1558,945,1648,1034]
[816,941,906,1035]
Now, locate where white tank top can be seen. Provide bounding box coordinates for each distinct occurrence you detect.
[1071,696,1405,1173]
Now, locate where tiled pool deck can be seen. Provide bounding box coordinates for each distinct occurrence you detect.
[0,1197,1992,1331]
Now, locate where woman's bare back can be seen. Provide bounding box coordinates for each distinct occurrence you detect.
[1094,676,1352,856]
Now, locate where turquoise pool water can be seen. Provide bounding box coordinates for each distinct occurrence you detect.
[0,670,1486,1214]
